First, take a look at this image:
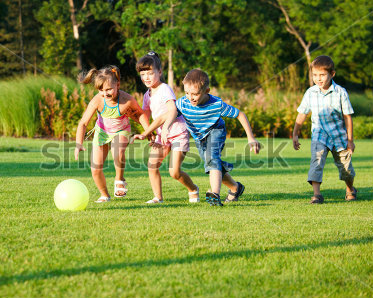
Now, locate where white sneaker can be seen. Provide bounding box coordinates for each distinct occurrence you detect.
[188,186,200,203]
[146,197,164,204]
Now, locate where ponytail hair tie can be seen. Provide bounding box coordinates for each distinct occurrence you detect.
[111,68,120,81]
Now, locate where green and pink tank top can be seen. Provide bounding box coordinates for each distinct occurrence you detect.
[92,98,131,146]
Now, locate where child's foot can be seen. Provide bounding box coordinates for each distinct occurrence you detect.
[114,180,128,198]
[206,191,223,207]
[310,194,324,204]
[345,187,357,201]
[146,197,164,204]
[95,196,111,203]
[224,182,245,203]
[188,185,200,203]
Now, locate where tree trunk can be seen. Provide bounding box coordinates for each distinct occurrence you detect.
[168,49,174,89]
[167,1,174,89]
[18,0,25,75]
[276,0,313,86]
[68,0,82,71]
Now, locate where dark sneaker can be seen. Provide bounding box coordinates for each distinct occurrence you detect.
[310,194,324,204]
[206,191,223,207]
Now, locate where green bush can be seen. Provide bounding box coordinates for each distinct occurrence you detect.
[1,76,372,139]
[349,91,373,117]
[353,116,373,139]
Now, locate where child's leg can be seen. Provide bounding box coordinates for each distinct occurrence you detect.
[312,181,321,195]
[331,148,356,199]
[308,141,329,195]
[222,173,238,198]
[209,169,223,195]
[169,150,198,197]
[148,144,170,200]
[111,134,129,196]
[91,144,110,197]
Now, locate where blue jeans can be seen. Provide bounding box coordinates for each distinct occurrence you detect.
[194,123,233,175]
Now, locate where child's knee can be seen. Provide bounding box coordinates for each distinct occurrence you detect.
[91,167,102,176]
[169,168,181,180]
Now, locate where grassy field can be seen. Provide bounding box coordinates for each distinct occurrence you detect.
[0,136,372,298]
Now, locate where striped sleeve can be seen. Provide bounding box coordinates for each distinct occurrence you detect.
[175,98,183,117]
[221,101,239,118]
[340,89,354,115]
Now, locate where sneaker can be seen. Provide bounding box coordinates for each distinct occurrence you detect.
[206,191,223,207]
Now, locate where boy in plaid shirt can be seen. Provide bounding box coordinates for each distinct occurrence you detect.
[293,55,357,204]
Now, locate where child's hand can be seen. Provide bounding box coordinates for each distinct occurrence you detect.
[293,136,301,150]
[148,134,155,147]
[347,140,355,153]
[133,134,145,140]
[249,139,260,154]
[74,145,86,160]
[161,128,169,145]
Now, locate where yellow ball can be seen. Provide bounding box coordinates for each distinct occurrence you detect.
[54,179,89,211]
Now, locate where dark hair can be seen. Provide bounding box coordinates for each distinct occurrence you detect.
[310,55,335,73]
[136,51,162,72]
[78,65,120,90]
[182,69,209,91]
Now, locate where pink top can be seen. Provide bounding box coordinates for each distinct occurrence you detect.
[142,83,187,137]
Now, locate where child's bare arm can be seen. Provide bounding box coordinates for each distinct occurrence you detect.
[343,114,355,153]
[236,111,260,154]
[75,97,98,160]
[160,101,178,143]
[125,97,149,130]
[292,113,307,150]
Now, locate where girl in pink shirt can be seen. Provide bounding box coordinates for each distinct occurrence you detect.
[135,51,199,204]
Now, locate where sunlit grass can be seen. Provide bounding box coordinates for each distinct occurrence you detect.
[0,137,372,297]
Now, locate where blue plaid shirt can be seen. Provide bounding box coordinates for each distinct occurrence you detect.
[297,80,354,152]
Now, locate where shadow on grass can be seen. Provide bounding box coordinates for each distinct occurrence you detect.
[90,202,273,211]
[249,187,373,203]
[1,236,372,286]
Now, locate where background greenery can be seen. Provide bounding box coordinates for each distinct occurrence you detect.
[1,0,373,89]
[1,0,372,140]
[0,136,372,297]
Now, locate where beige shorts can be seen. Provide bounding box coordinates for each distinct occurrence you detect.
[308,141,355,184]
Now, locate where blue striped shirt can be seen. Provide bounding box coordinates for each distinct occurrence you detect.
[297,80,354,152]
[176,94,239,140]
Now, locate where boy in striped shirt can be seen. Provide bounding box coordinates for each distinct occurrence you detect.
[141,68,260,206]
[293,55,357,204]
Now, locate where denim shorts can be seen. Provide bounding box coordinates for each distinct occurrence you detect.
[194,123,233,175]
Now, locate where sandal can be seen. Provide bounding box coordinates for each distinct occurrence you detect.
[310,194,324,204]
[206,191,223,207]
[189,186,200,203]
[146,197,164,204]
[345,187,358,201]
[95,196,111,203]
[114,180,128,198]
[224,182,245,203]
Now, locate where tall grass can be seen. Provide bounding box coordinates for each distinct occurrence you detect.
[0,76,90,137]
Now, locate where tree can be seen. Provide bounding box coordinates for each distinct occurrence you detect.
[0,0,43,78]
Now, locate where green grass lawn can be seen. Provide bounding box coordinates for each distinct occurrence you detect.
[0,136,372,298]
